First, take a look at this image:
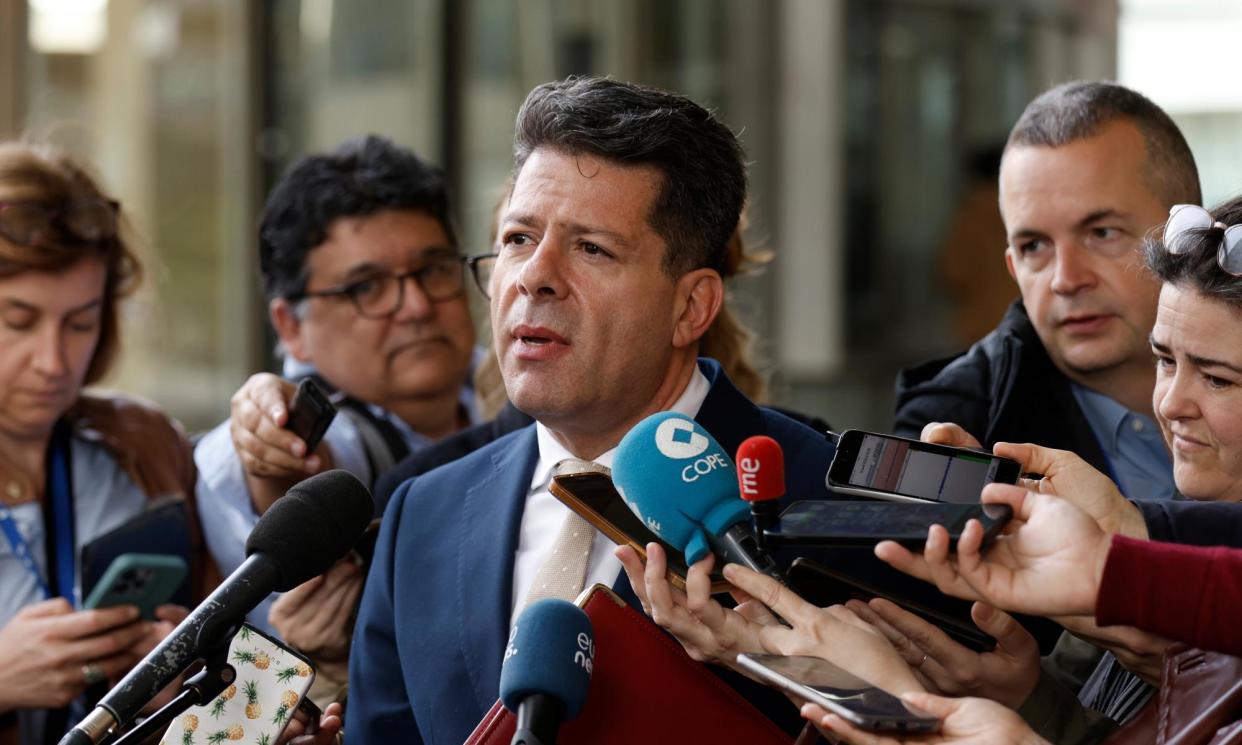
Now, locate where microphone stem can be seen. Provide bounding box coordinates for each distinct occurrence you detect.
[511,694,564,745]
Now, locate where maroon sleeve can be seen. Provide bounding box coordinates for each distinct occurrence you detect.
[1096,534,1242,657]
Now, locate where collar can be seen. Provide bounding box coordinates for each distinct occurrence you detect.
[1070,383,1155,453]
[530,364,712,491]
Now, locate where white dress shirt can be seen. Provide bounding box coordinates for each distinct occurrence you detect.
[509,367,711,625]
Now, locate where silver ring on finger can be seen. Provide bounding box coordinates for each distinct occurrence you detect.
[81,663,106,686]
[917,653,928,668]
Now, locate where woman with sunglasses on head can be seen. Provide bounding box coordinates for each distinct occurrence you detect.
[0,142,214,744]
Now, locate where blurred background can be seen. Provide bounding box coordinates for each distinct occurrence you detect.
[2,0,1240,433]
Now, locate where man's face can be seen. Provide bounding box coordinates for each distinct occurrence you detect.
[1151,283,1242,503]
[277,209,475,416]
[491,148,685,435]
[1000,120,1167,380]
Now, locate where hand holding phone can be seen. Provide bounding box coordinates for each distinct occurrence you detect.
[286,378,337,454]
[736,654,939,733]
[0,599,149,709]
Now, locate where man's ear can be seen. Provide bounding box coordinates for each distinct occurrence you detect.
[269,298,311,362]
[671,268,724,350]
[1004,247,1019,282]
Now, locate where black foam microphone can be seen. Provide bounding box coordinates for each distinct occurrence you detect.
[58,470,374,745]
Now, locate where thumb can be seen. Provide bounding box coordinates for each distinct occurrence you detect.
[994,441,1074,477]
[971,603,1036,656]
[899,691,960,718]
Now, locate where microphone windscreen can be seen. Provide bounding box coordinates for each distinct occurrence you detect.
[244,469,374,591]
[500,599,594,719]
[613,412,748,564]
[736,435,785,502]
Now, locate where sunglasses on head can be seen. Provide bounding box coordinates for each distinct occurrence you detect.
[1163,204,1242,276]
[0,198,120,249]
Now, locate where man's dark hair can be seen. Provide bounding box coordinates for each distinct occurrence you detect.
[259,135,455,300]
[513,76,746,276]
[1145,195,1242,312]
[1006,80,1201,206]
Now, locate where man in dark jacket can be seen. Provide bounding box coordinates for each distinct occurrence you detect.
[894,81,1202,737]
[895,81,1198,506]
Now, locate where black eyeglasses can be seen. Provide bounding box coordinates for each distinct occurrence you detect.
[289,255,472,319]
[0,198,120,248]
[466,252,499,300]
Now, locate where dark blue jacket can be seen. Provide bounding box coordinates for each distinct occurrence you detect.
[348,359,837,744]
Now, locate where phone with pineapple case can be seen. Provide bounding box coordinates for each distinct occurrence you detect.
[159,623,316,745]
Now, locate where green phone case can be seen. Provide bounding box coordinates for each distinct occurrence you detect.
[82,552,188,619]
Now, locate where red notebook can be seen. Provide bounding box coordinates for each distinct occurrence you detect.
[465,583,797,745]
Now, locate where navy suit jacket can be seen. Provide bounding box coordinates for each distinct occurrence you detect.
[348,360,837,744]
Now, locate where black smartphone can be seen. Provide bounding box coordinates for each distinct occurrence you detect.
[827,429,1020,504]
[775,500,1013,550]
[786,557,995,652]
[736,654,940,733]
[549,470,729,592]
[286,378,337,452]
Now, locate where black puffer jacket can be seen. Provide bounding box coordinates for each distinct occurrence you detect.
[893,299,1110,477]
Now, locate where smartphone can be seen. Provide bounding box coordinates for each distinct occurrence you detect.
[786,557,995,653]
[775,500,1013,550]
[787,556,1064,655]
[83,553,188,619]
[286,378,337,453]
[549,470,729,593]
[827,429,1020,504]
[81,498,193,608]
[736,653,939,732]
[159,623,316,745]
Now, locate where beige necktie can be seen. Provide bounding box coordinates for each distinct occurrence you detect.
[522,459,608,606]
[523,511,596,606]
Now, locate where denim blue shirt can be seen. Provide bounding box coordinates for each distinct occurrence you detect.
[1071,384,1173,501]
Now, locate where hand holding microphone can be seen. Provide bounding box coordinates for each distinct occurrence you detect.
[612,413,784,584]
[501,599,595,745]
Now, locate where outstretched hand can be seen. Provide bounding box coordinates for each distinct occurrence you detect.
[874,485,1110,618]
[617,543,923,696]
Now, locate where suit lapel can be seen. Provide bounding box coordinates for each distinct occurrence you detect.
[693,359,766,457]
[455,426,538,714]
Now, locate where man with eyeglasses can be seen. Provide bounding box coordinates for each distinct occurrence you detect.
[893,82,1202,740]
[193,136,479,655]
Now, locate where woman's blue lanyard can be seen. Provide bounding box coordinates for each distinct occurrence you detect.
[0,429,74,603]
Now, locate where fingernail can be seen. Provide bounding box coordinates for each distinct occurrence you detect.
[127,606,141,619]
[291,440,306,457]
[307,456,321,471]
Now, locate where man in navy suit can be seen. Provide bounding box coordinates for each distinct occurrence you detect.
[345,77,837,745]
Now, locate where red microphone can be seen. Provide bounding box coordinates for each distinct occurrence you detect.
[736,436,784,549]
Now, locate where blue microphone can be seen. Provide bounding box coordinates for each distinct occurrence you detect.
[613,412,785,583]
[500,599,594,745]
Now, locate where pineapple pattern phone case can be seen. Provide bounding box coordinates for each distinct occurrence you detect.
[159,623,316,745]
